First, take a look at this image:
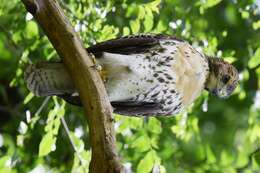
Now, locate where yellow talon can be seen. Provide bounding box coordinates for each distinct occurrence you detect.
[100,69,108,82]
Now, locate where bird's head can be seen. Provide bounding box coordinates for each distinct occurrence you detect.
[205,57,238,98]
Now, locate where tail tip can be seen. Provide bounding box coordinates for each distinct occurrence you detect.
[24,64,41,96]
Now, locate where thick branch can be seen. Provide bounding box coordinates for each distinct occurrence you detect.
[21,0,123,172]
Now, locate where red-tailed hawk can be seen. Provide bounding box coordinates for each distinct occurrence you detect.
[25,34,238,116]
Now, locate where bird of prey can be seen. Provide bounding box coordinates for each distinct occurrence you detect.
[25,34,238,116]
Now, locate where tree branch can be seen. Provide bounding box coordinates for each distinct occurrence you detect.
[20,0,123,172]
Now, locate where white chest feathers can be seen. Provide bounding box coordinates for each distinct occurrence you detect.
[168,41,209,107]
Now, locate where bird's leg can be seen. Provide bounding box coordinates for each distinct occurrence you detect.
[89,53,107,82]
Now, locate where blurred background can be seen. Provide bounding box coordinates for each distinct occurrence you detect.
[0,0,260,172]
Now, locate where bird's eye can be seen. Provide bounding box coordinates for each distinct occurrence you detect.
[222,75,230,84]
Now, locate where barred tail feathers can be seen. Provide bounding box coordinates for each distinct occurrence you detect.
[24,62,75,96]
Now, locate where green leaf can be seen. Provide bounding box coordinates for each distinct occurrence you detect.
[16,134,24,147]
[99,25,118,41]
[38,132,56,157]
[131,135,151,152]
[248,48,260,69]
[0,156,11,167]
[159,165,166,173]
[144,7,154,32]
[69,132,85,152]
[137,151,155,173]
[156,20,167,32]
[70,132,90,173]
[206,144,216,163]
[241,11,249,19]
[147,0,161,13]
[130,20,140,34]
[129,117,143,129]
[138,6,146,19]
[220,150,233,166]
[0,37,11,60]
[53,118,61,135]
[71,151,90,173]
[253,20,260,30]
[223,56,236,63]
[200,0,222,9]
[123,27,130,36]
[39,100,65,156]
[254,150,260,165]
[44,109,56,132]
[147,118,161,134]
[25,21,39,38]
[23,92,34,104]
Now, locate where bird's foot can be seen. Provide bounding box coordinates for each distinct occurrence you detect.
[89,52,96,63]
[91,64,103,71]
[90,52,102,71]
[89,54,107,82]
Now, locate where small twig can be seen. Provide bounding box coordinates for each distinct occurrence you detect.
[35,96,50,116]
[38,97,87,168]
[61,116,87,169]
[34,96,86,168]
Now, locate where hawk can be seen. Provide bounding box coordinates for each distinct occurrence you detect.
[25,34,238,116]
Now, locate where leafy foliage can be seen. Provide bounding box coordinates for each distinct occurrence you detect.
[0,0,260,172]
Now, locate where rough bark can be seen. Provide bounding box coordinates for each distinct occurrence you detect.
[21,0,123,172]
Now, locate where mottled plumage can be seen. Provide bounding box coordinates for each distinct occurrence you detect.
[25,34,239,116]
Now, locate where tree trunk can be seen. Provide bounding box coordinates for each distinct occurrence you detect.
[20,0,123,172]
